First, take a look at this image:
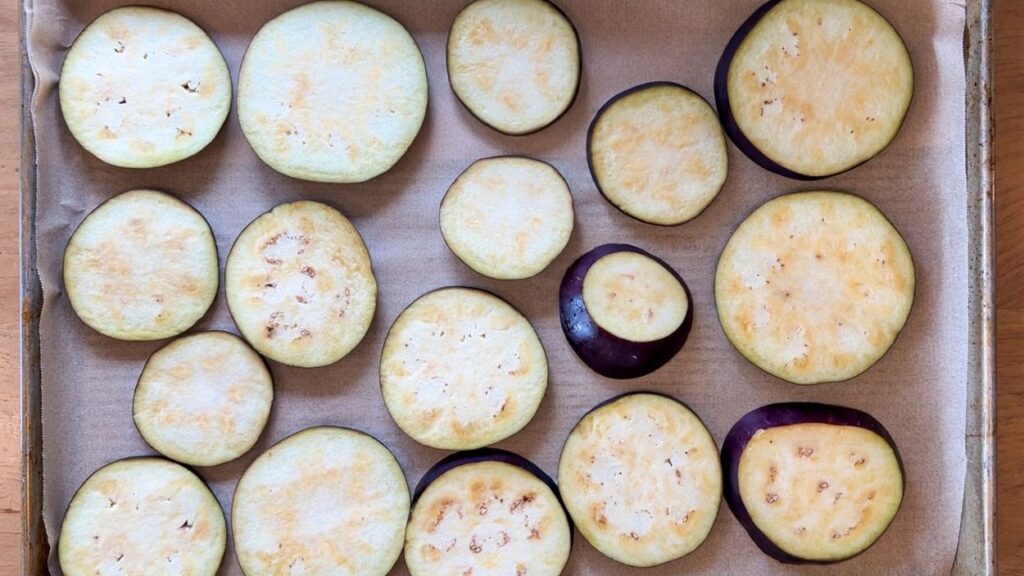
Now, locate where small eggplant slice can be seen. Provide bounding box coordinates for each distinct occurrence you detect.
[588,82,728,226]
[447,0,581,135]
[58,458,226,576]
[133,331,273,467]
[381,287,547,450]
[440,156,575,280]
[225,200,377,368]
[721,403,904,563]
[715,0,913,179]
[560,244,692,379]
[63,189,219,341]
[715,191,914,385]
[237,1,427,183]
[232,427,409,576]
[406,449,572,576]
[558,393,721,567]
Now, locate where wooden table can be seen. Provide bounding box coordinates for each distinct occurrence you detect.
[0,1,1020,573]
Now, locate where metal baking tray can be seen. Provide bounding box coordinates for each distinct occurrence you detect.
[16,0,995,573]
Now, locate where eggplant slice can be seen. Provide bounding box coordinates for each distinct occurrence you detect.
[233,427,409,576]
[225,200,377,368]
[560,244,692,379]
[447,0,581,135]
[406,450,572,576]
[721,403,904,563]
[715,191,914,385]
[59,458,226,576]
[716,0,913,179]
[588,83,728,226]
[133,331,273,467]
[63,189,219,341]
[558,393,721,567]
[440,156,575,280]
[238,1,427,183]
[60,7,231,168]
[381,287,547,450]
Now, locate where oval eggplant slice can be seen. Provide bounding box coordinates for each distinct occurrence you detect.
[63,189,219,341]
[133,331,273,467]
[233,427,409,576]
[440,156,575,280]
[588,82,728,226]
[447,0,581,135]
[721,403,904,563]
[238,1,427,183]
[715,0,913,179]
[715,191,914,385]
[60,7,231,168]
[558,393,722,567]
[225,200,377,368]
[560,244,692,379]
[406,449,572,576]
[381,287,547,450]
[58,458,226,576]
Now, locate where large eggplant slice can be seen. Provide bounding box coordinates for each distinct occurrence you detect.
[715,0,913,179]
[63,189,219,341]
[133,331,274,467]
[558,393,721,567]
[232,427,409,576]
[381,287,547,450]
[588,82,728,226]
[58,458,226,576]
[560,244,692,379]
[440,156,575,280]
[447,0,581,135]
[60,7,231,168]
[715,191,914,384]
[721,403,904,563]
[225,200,377,368]
[238,1,427,183]
[406,449,572,576]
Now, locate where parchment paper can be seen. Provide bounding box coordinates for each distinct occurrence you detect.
[27,1,969,574]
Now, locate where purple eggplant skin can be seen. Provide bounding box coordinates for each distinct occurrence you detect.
[720,403,905,564]
[586,81,722,227]
[559,244,693,380]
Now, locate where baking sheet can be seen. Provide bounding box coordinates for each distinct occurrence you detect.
[25,0,970,574]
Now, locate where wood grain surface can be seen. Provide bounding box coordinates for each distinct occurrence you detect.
[0,0,1020,573]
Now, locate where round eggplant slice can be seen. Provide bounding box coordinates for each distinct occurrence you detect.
[447,0,581,135]
[133,331,274,467]
[715,191,914,385]
[560,244,692,379]
[60,7,231,168]
[381,287,547,450]
[588,82,728,226]
[58,458,226,576]
[238,1,427,183]
[721,403,904,563]
[225,200,377,368]
[406,449,572,576]
[232,427,409,576]
[715,0,913,179]
[440,156,575,280]
[63,189,219,341]
[559,393,722,567]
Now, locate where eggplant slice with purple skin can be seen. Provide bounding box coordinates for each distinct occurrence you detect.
[715,0,913,179]
[406,449,572,576]
[558,393,722,567]
[721,403,904,564]
[560,244,693,379]
[588,82,728,226]
[447,0,581,135]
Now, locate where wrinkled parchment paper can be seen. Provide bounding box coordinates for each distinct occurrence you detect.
[27,1,968,573]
